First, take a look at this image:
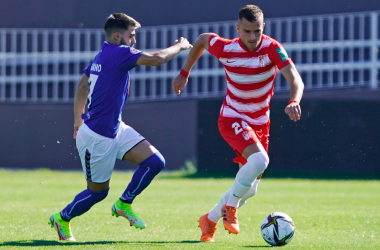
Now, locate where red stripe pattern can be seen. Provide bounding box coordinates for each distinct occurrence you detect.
[208,34,292,125]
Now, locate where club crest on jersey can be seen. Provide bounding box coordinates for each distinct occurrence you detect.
[130,47,141,54]
[210,37,218,46]
[259,55,266,67]
[242,131,250,140]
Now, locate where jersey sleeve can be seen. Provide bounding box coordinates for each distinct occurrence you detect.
[116,46,143,71]
[208,35,228,59]
[83,63,92,77]
[267,40,292,70]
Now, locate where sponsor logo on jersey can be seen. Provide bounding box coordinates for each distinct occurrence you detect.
[242,131,250,140]
[130,47,141,54]
[276,47,289,62]
[210,37,218,46]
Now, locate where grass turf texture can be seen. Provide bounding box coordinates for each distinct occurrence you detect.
[0,169,379,249]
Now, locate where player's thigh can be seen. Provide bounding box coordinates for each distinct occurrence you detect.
[116,122,158,165]
[76,124,117,183]
[242,142,267,159]
[122,140,157,164]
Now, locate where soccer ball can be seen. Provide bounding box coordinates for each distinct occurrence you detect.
[261,212,295,246]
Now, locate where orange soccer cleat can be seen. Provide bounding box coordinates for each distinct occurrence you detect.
[198,213,218,242]
[221,204,240,234]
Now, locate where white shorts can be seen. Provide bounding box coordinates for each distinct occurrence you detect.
[76,122,145,183]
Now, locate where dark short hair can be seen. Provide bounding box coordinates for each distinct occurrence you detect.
[238,5,263,23]
[104,13,141,37]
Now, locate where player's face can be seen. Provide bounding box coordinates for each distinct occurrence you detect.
[119,26,137,47]
[236,16,265,51]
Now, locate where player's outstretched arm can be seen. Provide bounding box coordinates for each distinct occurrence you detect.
[172,33,215,94]
[73,74,89,139]
[136,37,192,66]
[280,63,304,122]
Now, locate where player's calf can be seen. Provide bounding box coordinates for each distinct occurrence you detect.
[239,179,261,207]
[120,152,165,203]
[60,188,109,221]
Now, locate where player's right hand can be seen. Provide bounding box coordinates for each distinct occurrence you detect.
[285,103,301,122]
[172,73,188,95]
[175,37,193,50]
[73,119,84,139]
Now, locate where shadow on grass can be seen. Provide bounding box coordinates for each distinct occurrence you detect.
[0,240,201,247]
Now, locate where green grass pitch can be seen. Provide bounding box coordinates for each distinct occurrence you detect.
[0,169,379,249]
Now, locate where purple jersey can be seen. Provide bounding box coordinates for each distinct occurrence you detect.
[82,42,143,138]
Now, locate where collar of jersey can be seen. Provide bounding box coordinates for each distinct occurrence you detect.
[237,34,264,54]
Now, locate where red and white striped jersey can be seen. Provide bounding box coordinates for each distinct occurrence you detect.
[208,34,292,126]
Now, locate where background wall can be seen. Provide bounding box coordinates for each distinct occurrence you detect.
[2,90,379,177]
[1,1,379,177]
[1,0,379,29]
[197,90,380,178]
[0,100,197,171]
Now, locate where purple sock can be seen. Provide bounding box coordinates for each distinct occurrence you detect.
[60,188,109,221]
[121,152,165,203]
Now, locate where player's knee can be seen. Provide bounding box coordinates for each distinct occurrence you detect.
[247,152,269,173]
[153,151,165,172]
[88,188,109,203]
[141,151,165,174]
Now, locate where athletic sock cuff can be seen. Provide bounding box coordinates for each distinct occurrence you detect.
[207,217,217,227]
[139,151,165,167]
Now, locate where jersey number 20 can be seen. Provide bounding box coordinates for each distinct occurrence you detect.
[232,120,249,135]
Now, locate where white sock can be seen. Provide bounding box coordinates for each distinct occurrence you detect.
[226,152,269,207]
[207,179,261,224]
[226,178,251,207]
[239,179,260,207]
[208,189,230,223]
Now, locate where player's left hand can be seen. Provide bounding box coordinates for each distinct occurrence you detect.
[284,103,301,121]
[172,73,188,94]
[174,37,193,50]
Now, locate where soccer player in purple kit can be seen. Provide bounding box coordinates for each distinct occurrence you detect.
[48,13,192,241]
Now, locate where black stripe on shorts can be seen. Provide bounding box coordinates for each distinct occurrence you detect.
[85,149,92,182]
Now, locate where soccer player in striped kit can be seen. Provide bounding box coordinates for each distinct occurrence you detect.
[172,5,304,242]
[48,13,192,241]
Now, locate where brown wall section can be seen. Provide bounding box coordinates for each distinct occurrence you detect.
[0,100,197,171]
